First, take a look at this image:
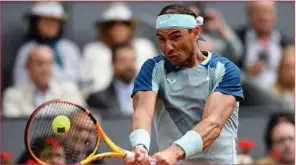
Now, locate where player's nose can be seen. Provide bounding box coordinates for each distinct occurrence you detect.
[165,41,174,53]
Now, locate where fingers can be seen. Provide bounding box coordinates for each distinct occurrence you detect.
[135,146,151,164]
[151,153,171,165]
[125,145,151,165]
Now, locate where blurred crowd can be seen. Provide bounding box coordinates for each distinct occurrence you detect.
[1,1,294,164]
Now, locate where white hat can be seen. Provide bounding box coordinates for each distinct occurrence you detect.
[27,1,66,21]
[101,2,133,22]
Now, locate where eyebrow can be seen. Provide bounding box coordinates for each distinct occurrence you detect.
[157,30,181,37]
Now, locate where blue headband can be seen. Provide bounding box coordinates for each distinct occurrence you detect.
[156,14,205,41]
[156,14,203,29]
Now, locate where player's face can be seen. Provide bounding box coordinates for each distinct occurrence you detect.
[156,27,198,66]
[271,122,295,164]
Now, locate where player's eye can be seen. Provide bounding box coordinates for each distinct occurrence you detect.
[157,37,165,43]
[172,35,181,41]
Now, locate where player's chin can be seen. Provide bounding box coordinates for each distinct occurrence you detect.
[167,59,182,66]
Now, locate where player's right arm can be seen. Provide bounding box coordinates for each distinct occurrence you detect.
[126,58,161,164]
[131,91,157,136]
[127,91,157,164]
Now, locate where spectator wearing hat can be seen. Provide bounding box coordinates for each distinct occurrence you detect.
[80,2,158,96]
[13,1,81,86]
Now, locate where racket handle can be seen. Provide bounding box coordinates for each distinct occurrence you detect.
[125,150,157,165]
[125,150,135,160]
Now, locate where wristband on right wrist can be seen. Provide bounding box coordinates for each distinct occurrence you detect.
[129,129,151,152]
[173,130,203,158]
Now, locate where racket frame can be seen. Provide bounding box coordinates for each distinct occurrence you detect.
[25,99,133,165]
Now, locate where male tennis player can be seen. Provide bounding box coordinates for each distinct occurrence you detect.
[126,4,244,164]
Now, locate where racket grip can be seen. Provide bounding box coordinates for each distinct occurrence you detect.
[125,150,135,160]
[125,150,157,165]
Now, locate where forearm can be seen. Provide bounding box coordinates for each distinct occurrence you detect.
[193,116,223,150]
[173,92,236,159]
[172,117,222,160]
[131,108,153,134]
[130,91,156,150]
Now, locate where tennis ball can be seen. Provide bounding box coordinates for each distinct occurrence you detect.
[52,115,71,134]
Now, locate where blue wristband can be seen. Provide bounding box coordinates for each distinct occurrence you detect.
[173,130,203,158]
[129,129,151,151]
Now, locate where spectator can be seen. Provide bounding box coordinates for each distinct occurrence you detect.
[80,2,158,96]
[2,45,86,118]
[189,4,243,64]
[86,43,137,117]
[0,152,12,164]
[236,1,293,90]
[256,112,295,164]
[273,45,295,111]
[236,139,255,164]
[13,1,81,86]
[17,136,66,164]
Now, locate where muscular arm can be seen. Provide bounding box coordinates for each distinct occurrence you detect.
[131,91,157,135]
[193,92,236,150]
[171,92,237,160]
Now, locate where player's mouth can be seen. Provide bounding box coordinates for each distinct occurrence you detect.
[167,55,179,62]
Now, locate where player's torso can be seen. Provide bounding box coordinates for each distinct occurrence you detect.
[157,64,213,134]
[153,54,238,164]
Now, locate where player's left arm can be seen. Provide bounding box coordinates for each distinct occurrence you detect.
[152,60,244,162]
[192,91,236,150]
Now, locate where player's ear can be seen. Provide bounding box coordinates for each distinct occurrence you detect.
[191,26,201,41]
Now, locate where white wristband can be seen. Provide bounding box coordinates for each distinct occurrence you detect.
[129,129,151,151]
[173,130,203,158]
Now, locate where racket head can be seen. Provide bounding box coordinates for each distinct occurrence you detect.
[25,99,100,164]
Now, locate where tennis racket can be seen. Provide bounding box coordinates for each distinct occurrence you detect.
[25,99,156,164]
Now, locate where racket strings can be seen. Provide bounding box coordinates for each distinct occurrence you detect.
[71,110,98,162]
[28,102,99,164]
[31,104,57,162]
[66,109,89,163]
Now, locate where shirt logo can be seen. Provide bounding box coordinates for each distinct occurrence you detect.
[167,78,176,84]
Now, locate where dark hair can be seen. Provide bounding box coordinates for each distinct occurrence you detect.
[158,4,196,34]
[158,4,197,18]
[264,112,295,152]
[111,42,133,63]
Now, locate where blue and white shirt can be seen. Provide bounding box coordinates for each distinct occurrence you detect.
[132,51,244,164]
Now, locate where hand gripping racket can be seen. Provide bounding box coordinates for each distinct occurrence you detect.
[25,99,156,164]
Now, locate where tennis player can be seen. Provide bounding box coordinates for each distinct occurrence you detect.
[126,4,244,164]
